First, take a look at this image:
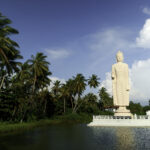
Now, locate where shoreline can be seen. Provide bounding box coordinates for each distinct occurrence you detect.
[0,113,92,134]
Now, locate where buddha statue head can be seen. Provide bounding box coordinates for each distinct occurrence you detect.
[116,51,124,62]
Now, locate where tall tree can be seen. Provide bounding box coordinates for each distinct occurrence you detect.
[52,80,61,97]
[79,93,99,114]
[65,79,75,110]
[84,93,98,104]
[0,12,22,89]
[73,74,86,98]
[99,87,113,108]
[60,84,70,113]
[88,74,100,88]
[27,52,51,93]
[72,74,86,112]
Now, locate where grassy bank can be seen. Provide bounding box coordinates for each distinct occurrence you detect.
[0,113,92,134]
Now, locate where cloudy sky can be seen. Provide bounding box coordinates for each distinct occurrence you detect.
[1,0,150,104]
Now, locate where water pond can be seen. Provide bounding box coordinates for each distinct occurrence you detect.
[0,124,150,150]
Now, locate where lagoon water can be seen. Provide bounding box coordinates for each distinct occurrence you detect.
[0,125,150,150]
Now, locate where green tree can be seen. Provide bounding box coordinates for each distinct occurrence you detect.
[27,52,51,93]
[88,74,100,88]
[78,93,100,114]
[73,74,86,99]
[51,80,61,97]
[128,101,144,115]
[72,74,86,113]
[84,93,98,104]
[0,12,22,90]
[15,62,31,82]
[65,79,75,110]
[60,84,70,113]
[99,87,113,109]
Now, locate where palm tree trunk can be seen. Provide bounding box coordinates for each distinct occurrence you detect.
[72,100,78,113]
[0,75,5,90]
[11,106,16,121]
[74,100,84,112]
[21,109,26,123]
[64,98,66,113]
[33,74,36,93]
[72,93,81,113]
[0,48,9,64]
[43,99,47,114]
[70,96,73,110]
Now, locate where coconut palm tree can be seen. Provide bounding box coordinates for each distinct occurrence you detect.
[73,74,86,98]
[60,83,70,113]
[27,52,51,93]
[88,74,100,88]
[0,12,22,72]
[99,87,113,108]
[15,62,31,81]
[0,12,22,89]
[65,79,75,110]
[84,93,98,104]
[72,73,86,112]
[52,80,61,96]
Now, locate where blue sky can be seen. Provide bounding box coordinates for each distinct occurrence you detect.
[1,0,150,103]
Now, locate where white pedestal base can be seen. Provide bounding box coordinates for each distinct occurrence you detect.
[114,106,132,117]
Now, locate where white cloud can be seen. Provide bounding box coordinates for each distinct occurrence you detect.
[100,59,150,104]
[89,29,131,51]
[99,72,112,96]
[143,7,150,15]
[136,19,150,49]
[130,59,150,102]
[86,28,133,70]
[45,48,70,60]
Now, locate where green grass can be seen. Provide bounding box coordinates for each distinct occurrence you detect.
[0,113,92,134]
[0,119,60,134]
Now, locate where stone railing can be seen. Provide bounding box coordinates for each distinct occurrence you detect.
[93,115,150,120]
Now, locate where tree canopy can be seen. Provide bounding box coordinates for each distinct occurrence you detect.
[0,12,149,123]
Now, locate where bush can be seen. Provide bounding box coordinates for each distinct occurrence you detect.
[52,113,92,124]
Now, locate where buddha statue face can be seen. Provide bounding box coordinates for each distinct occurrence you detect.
[116,51,124,62]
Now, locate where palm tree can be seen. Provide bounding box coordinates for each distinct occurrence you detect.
[15,62,31,81]
[72,73,86,112]
[84,93,98,104]
[27,52,51,93]
[88,74,100,88]
[0,13,22,73]
[73,74,86,98]
[99,87,113,108]
[0,12,22,89]
[60,84,70,113]
[52,80,61,96]
[65,79,75,110]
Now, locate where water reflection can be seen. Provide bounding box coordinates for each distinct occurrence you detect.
[0,125,150,150]
[115,127,136,150]
[89,127,116,149]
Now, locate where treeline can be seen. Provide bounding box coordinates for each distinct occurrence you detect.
[0,12,114,122]
[0,12,149,123]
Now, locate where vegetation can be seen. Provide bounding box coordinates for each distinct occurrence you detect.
[0,113,92,134]
[128,101,150,115]
[0,12,114,124]
[0,12,150,133]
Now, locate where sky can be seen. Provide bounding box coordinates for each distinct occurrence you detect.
[1,0,150,104]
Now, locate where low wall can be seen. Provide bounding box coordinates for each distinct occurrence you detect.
[87,115,150,127]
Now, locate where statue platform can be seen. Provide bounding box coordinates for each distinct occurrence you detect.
[114,106,132,117]
[87,115,150,127]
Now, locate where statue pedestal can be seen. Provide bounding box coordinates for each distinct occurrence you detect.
[114,106,132,117]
